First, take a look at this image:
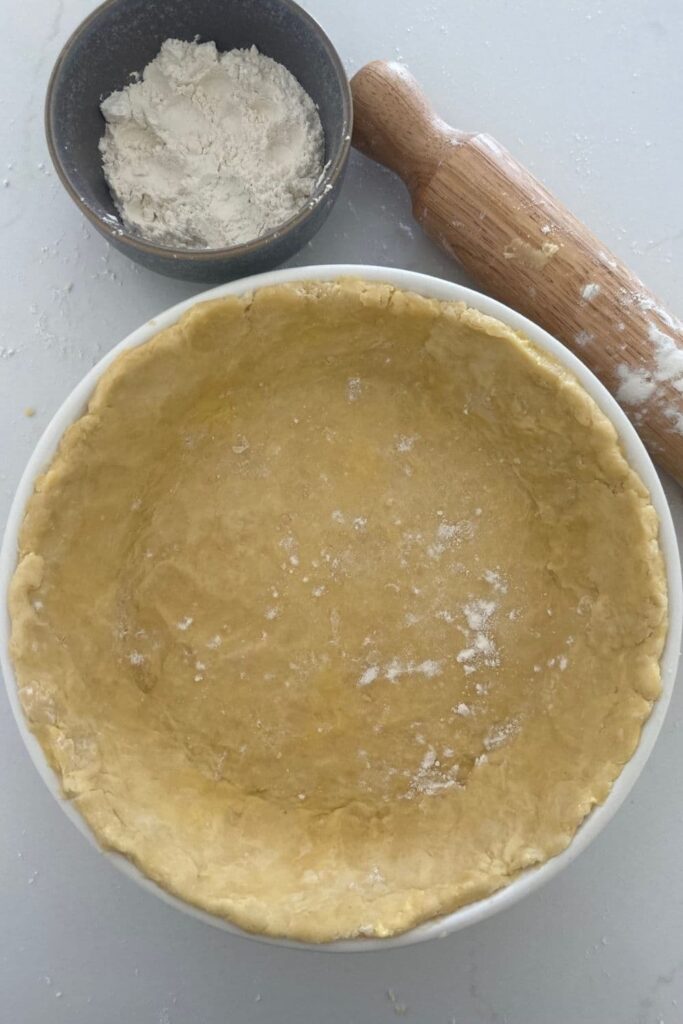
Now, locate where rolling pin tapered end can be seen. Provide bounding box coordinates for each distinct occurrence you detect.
[351,60,460,191]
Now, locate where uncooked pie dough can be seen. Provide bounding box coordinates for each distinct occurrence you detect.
[9,279,667,942]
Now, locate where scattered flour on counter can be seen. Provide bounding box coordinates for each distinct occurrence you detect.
[386,988,408,1016]
[99,40,324,249]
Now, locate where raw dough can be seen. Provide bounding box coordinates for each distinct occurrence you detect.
[9,279,667,942]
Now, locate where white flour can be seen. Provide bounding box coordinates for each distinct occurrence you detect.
[404,747,461,800]
[357,658,442,687]
[616,319,683,433]
[455,596,501,675]
[99,40,324,249]
[483,718,520,751]
[580,282,601,301]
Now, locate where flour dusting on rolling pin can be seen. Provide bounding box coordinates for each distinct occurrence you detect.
[350,60,683,484]
[99,40,324,249]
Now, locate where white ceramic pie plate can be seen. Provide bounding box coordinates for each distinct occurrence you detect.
[1,265,680,951]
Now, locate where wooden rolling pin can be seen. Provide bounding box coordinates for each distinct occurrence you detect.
[351,60,683,485]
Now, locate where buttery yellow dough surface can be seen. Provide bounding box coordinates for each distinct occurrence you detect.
[9,279,667,942]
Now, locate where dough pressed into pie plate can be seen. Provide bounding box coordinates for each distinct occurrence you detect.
[9,279,667,942]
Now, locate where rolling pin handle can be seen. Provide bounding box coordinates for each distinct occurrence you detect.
[351,60,462,192]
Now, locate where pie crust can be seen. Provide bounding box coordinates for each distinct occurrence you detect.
[9,279,667,941]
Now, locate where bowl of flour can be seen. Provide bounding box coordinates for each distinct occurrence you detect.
[45,0,352,282]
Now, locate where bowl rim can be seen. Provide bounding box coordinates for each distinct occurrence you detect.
[44,0,353,261]
[1,264,680,952]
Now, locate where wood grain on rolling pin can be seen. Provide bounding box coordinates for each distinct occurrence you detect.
[352,60,683,484]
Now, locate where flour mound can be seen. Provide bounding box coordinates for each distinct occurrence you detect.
[99,40,325,249]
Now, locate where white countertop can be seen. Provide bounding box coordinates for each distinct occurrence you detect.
[2,0,682,1020]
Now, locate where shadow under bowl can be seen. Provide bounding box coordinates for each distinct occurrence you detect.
[45,0,352,282]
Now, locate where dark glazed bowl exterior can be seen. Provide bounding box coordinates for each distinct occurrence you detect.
[45,0,352,282]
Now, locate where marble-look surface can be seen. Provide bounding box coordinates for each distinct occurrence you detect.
[1,1,682,1021]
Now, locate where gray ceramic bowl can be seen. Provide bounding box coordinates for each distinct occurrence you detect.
[45,0,352,282]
